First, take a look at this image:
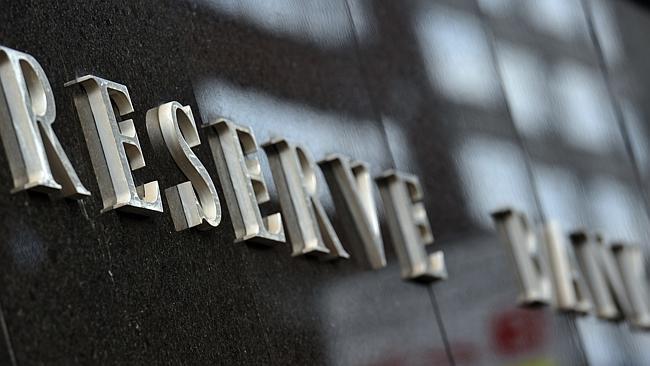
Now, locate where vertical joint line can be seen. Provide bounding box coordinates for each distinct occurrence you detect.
[0,303,17,366]
[472,0,547,223]
[581,0,650,217]
[341,0,398,169]
[475,0,590,361]
[428,286,455,366]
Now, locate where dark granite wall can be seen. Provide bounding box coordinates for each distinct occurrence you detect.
[0,0,648,365]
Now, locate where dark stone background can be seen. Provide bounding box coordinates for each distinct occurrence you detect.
[0,0,649,365]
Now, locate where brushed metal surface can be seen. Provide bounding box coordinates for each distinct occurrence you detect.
[146,101,222,231]
[376,170,447,281]
[319,155,386,270]
[203,119,285,246]
[0,0,647,365]
[263,137,349,259]
[67,75,163,215]
[0,46,89,199]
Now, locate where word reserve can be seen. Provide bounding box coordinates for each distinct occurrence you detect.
[0,45,446,283]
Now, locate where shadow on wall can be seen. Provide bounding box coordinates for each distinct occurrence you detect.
[0,0,649,364]
[186,0,650,365]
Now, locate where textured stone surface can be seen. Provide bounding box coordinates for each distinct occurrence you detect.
[0,1,444,365]
[0,0,649,365]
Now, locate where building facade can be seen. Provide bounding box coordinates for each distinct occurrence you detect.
[1,0,650,365]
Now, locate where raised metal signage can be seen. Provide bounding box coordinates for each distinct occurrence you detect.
[3,45,650,332]
[0,45,445,284]
[493,209,650,330]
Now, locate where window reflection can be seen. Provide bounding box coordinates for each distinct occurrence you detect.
[496,42,550,139]
[534,163,583,229]
[531,161,647,247]
[586,175,646,242]
[523,0,588,42]
[190,1,650,365]
[192,78,387,164]
[489,1,650,363]
[194,0,375,48]
[550,60,619,154]
[497,45,623,155]
[477,0,516,18]
[590,0,623,66]
[480,0,590,44]
[455,136,535,229]
[414,4,500,107]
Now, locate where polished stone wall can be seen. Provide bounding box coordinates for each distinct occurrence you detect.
[0,0,649,365]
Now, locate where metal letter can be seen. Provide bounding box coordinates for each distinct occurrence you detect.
[376,170,446,281]
[492,213,590,311]
[0,45,89,198]
[203,119,284,245]
[263,138,349,258]
[542,221,591,313]
[66,75,162,215]
[146,102,221,230]
[319,154,385,269]
[570,232,650,328]
[492,209,551,305]
[612,244,650,329]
